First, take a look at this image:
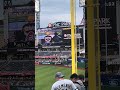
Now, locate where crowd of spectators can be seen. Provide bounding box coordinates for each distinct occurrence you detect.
[36,51,71,57]
[0,61,34,72]
[0,75,34,89]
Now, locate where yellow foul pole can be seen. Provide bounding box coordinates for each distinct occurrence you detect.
[74,0,77,74]
[87,0,101,90]
[87,0,97,90]
[70,0,76,74]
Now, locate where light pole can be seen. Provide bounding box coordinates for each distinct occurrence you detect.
[79,0,85,57]
[35,0,40,51]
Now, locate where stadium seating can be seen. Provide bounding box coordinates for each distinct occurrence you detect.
[0,61,34,72]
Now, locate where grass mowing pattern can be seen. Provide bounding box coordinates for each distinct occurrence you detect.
[35,65,85,90]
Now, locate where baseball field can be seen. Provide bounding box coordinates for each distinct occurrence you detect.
[35,65,120,90]
[35,65,85,90]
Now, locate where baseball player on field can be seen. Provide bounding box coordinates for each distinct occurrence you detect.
[51,72,78,90]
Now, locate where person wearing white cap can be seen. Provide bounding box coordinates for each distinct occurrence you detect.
[51,72,78,90]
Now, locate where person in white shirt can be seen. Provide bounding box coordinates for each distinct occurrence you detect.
[51,72,78,90]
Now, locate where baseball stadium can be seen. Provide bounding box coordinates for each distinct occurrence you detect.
[35,0,120,89]
[35,23,86,90]
[0,0,120,90]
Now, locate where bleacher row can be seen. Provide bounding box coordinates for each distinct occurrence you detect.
[36,51,71,57]
[0,61,34,72]
[0,76,34,90]
[0,80,34,86]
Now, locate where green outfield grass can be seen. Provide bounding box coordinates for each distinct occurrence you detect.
[35,65,120,90]
[35,65,85,90]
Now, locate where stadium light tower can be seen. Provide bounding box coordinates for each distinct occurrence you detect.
[79,0,85,7]
[79,0,85,57]
[35,0,40,47]
[35,0,40,30]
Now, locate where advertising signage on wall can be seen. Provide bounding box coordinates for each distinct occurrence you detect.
[38,26,84,49]
[47,22,71,28]
[99,0,120,82]
[99,0,118,53]
[94,18,112,29]
[8,6,35,49]
[52,22,71,28]
[38,28,63,48]
[8,6,34,17]
[85,0,118,54]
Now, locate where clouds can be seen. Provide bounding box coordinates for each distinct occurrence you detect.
[41,0,70,9]
[41,0,70,14]
[40,0,83,28]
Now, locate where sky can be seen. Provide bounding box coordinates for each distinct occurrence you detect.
[40,0,83,28]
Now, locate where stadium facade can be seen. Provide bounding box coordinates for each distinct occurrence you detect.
[35,22,85,67]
